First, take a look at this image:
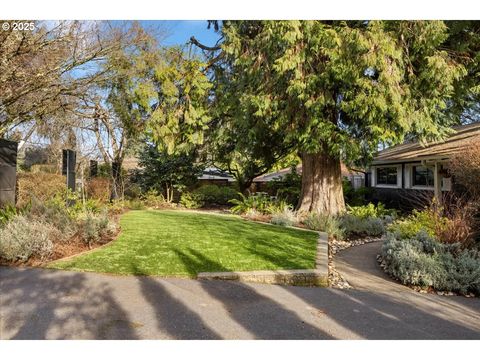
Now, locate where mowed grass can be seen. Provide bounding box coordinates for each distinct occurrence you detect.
[49,210,319,276]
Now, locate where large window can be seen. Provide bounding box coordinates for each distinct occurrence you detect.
[376,167,398,186]
[412,166,434,187]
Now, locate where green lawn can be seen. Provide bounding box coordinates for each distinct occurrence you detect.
[49,210,319,276]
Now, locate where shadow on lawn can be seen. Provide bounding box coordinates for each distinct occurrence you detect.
[0,267,137,339]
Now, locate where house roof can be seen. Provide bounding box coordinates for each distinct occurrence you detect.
[198,167,235,181]
[253,165,302,183]
[253,163,362,183]
[372,122,480,164]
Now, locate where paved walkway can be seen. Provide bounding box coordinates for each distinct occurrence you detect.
[1,245,479,339]
[336,241,429,293]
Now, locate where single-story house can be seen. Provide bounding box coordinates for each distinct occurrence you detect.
[197,167,235,186]
[368,122,480,207]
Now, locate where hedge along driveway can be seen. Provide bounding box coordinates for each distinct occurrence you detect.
[49,210,319,276]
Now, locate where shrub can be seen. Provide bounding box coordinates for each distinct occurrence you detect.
[270,206,297,227]
[390,197,477,246]
[0,204,18,227]
[229,192,273,214]
[17,172,65,208]
[68,198,103,216]
[28,197,77,240]
[78,211,115,247]
[125,199,146,210]
[108,200,129,215]
[28,194,109,243]
[382,232,445,288]
[142,189,169,208]
[229,192,293,215]
[439,195,478,246]
[265,199,293,215]
[389,208,444,239]
[180,192,205,209]
[441,250,480,295]
[193,185,239,206]
[0,216,55,262]
[340,214,386,237]
[302,212,345,240]
[343,178,373,206]
[448,140,480,199]
[347,202,396,219]
[86,177,110,202]
[381,231,480,295]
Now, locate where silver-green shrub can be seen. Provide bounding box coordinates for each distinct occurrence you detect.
[439,250,480,295]
[270,206,297,227]
[381,231,480,295]
[28,197,76,240]
[340,214,385,237]
[0,216,54,262]
[302,212,345,240]
[382,232,446,288]
[78,211,116,246]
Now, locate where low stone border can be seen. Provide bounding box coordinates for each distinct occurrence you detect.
[197,269,327,287]
[331,236,384,255]
[197,231,329,287]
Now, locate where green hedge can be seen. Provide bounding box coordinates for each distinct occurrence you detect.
[192,185,240,206]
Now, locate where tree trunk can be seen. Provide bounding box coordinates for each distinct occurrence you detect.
[110,160,123,201]
[237,178,253,194]
[296,150,346,215]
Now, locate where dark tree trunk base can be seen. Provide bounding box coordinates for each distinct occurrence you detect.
[297,151,346,215]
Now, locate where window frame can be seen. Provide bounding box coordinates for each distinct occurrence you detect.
[411,165,435,189]
[374,166,400,188]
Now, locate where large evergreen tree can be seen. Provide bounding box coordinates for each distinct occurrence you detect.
[195,21,473,214]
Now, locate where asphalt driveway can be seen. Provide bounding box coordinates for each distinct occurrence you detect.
[1,244,479,339]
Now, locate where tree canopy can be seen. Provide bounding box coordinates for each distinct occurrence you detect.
[193,20,477,213]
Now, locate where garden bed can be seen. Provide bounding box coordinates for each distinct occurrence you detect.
[0,198,122,267]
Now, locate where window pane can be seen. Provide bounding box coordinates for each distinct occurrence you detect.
[413,166,434,187]
[376,167,397,185]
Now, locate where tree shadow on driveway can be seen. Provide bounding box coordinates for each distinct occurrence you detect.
[312,241,480,339]
[0,266,137,339]
[281,286,480,339]
[173,249,334,339]
[132,264,221,339]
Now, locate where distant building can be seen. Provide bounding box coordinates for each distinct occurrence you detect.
[198,167,235,186]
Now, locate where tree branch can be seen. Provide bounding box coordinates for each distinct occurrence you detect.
[189,36,221,51]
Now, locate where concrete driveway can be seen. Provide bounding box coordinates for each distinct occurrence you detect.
[1,245,479,339]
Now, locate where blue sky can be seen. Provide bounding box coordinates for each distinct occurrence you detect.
[140,20,221,48]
